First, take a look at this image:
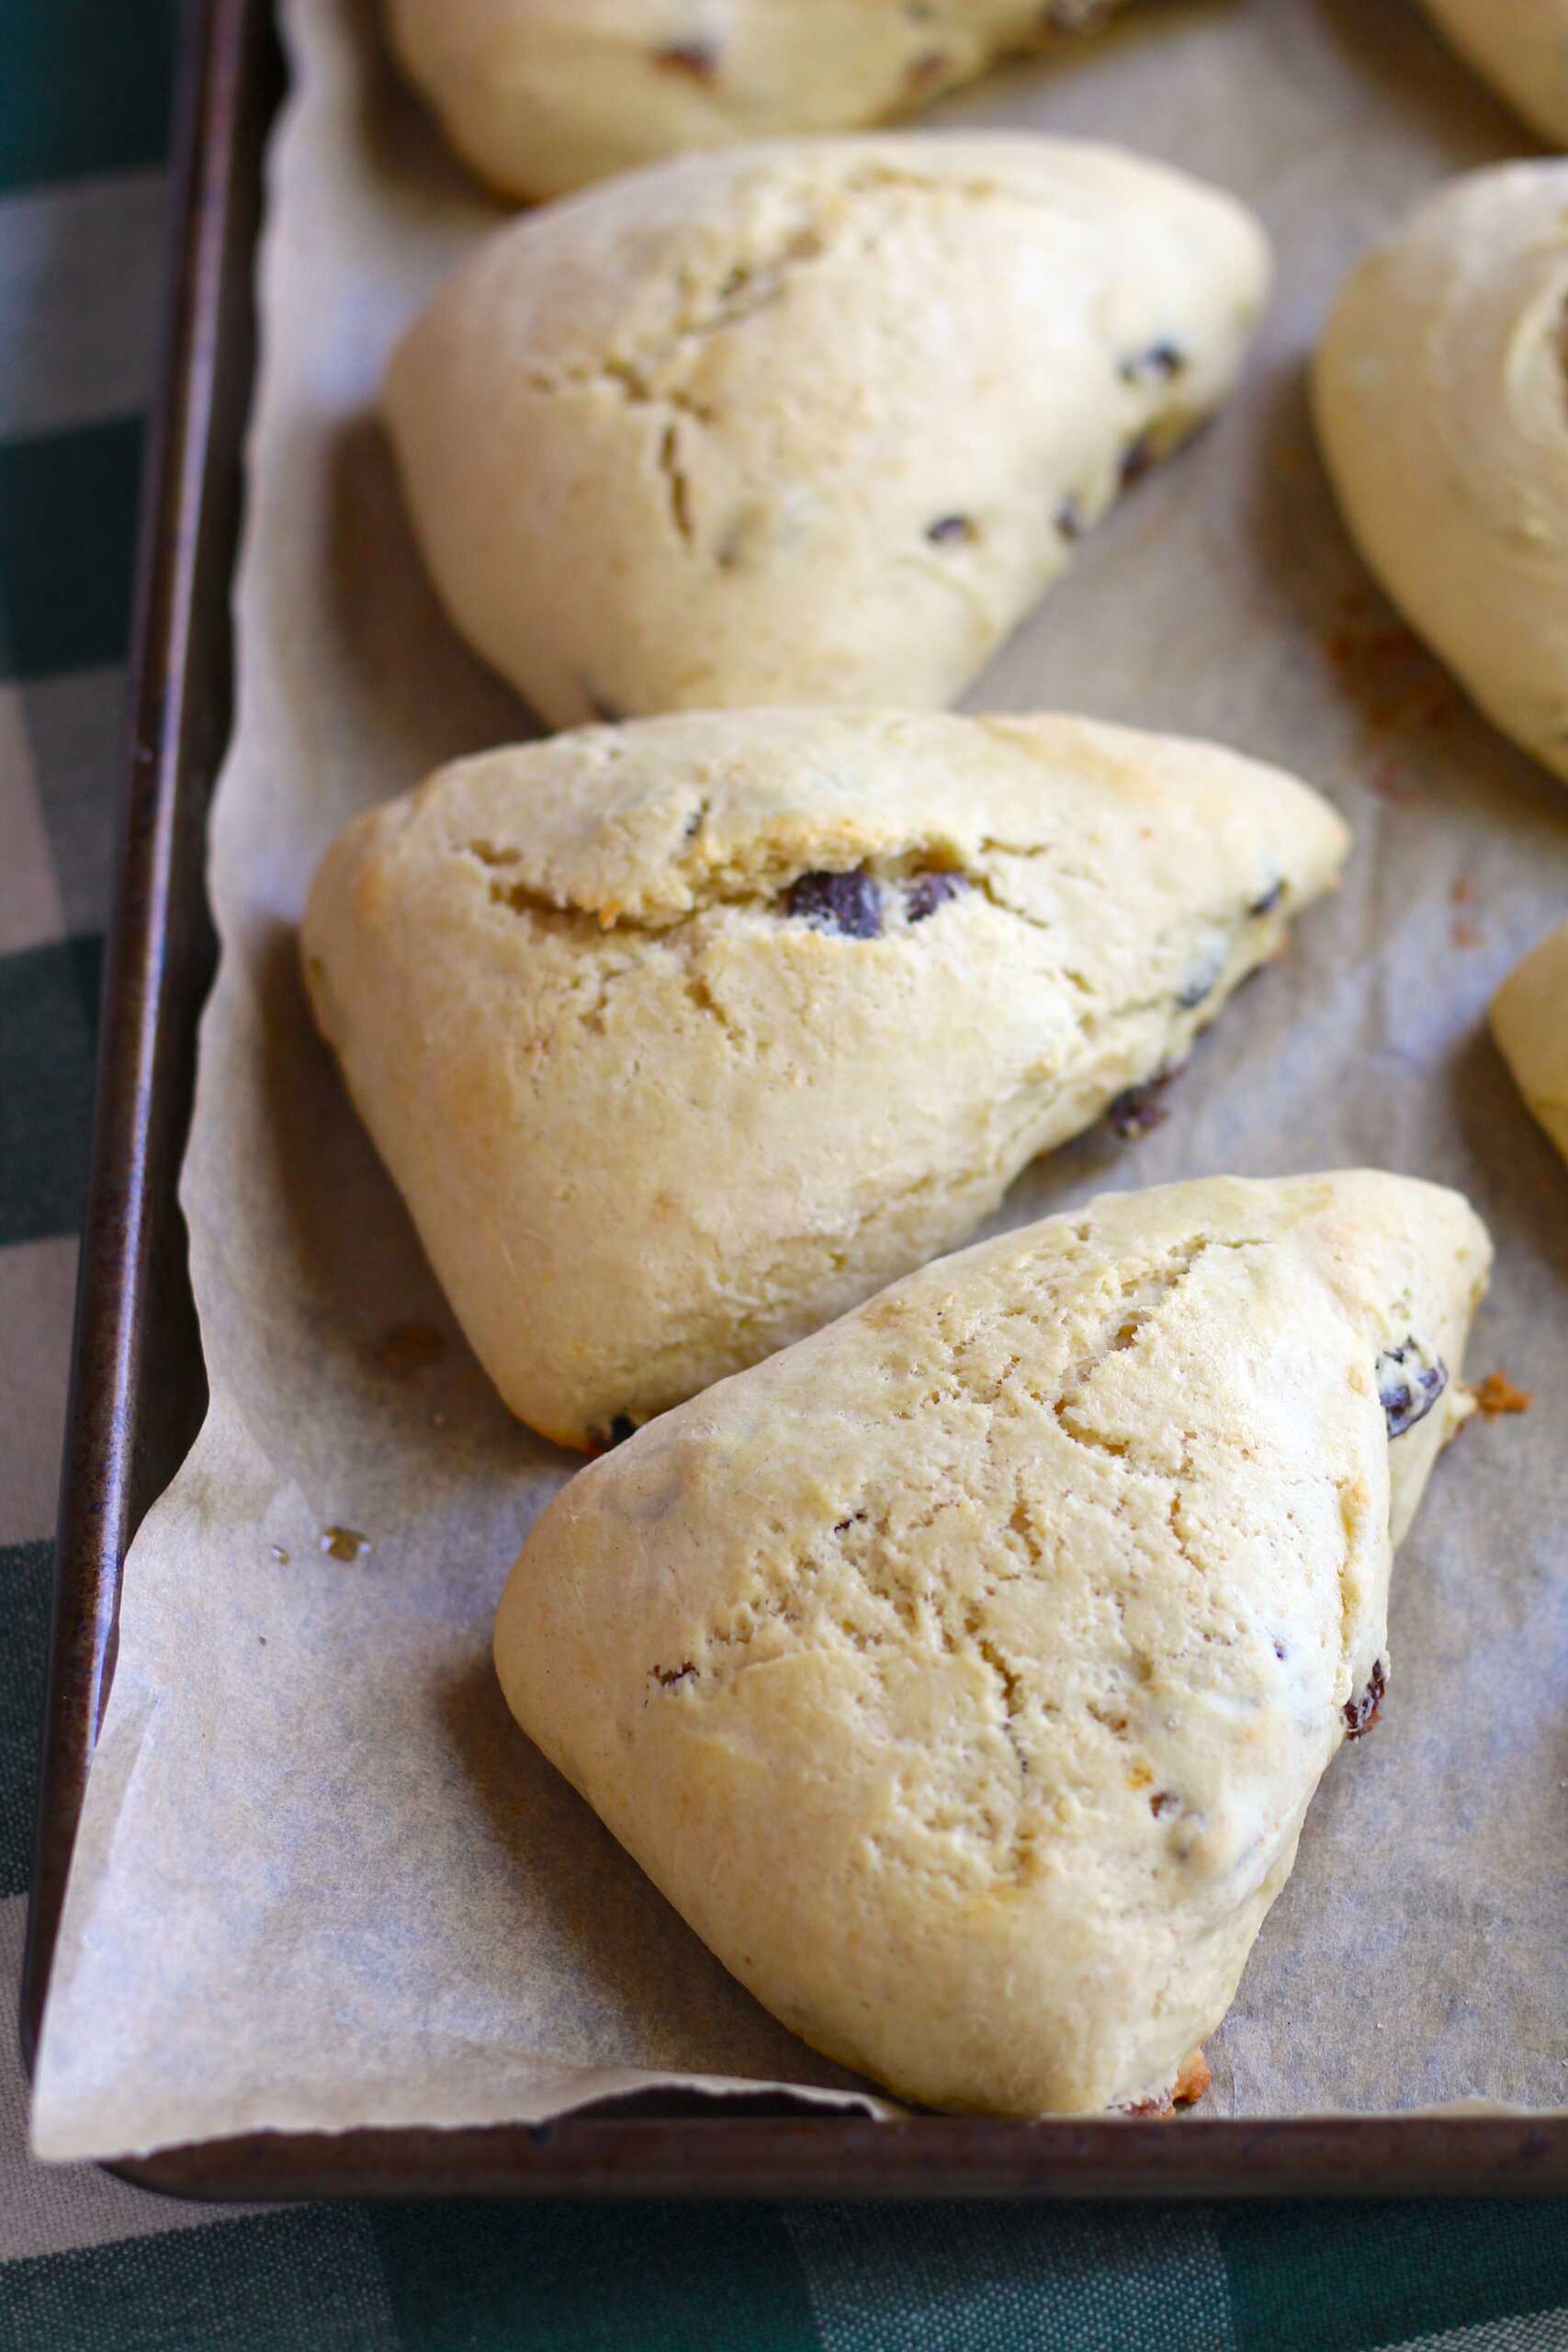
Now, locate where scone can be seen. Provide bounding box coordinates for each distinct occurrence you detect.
[1416,1,1568,148]
[1492,916,1568,1166]
[301,708,1348,1448]
[494,1170,1492,2115]
[389,0,1134,203]
[384,136,1271,728]
[1314,164,1568,789]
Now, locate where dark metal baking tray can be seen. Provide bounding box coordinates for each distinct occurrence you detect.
[19,0,1567,2199]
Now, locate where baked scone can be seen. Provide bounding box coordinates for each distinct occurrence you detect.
[384,137,1271,729]
[494,1170,1491,2115]
[1416,1,1568,148]
[301,708,1348,1448]
[1314,164,1568,789]
[388,0,1135,203]
[1492,916,1568,1166]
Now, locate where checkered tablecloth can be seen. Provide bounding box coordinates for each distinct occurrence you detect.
[2,0,1567,2343]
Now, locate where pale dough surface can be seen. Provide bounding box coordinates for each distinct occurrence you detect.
[494,1170,1491,2116]
[302,707,1348,1447]
[388,0,1134,200]
[1492,914,1568,1166]
[1314,162,1568,790]
[384,134,1270,729]
[1418,0,1568,148]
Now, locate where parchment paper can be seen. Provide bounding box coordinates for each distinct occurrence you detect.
[31,0,1568,2161]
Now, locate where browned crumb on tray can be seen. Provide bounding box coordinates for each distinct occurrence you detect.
[1115,2046,1212,2119]
[1471,1371,1532,1419]
[320,1525,370,1563]
[1323,589,1461,805]
[1175,2046,1213,2107]
[375,1321,446,1375]
[1324,595,1456,729]
[1448,877,1483,951]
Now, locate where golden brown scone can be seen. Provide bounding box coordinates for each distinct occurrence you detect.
[301,708,1348,1447]
[494,1171,1491,2115]
[1492,916,1568,1167]
[1314,164,1568,789]
[384,135,1271,729]
[388,0,1136,203]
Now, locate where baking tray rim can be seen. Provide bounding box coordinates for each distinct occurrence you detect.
[20,0,1568,2201]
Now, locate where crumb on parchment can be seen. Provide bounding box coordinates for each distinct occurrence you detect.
[1470,1371,1532,1420]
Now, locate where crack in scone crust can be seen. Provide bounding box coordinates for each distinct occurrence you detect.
[507,163,1219,585]
[641,1213,1400,1894]
[384,137,1270,724]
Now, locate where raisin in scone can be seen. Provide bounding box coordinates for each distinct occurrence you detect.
[1314,164,1568,789]
[389,0,1134,203]
[1492,917,1568,1167]
[1416,2,1568,148]
[302,708,1348,1449]
[384,137,1270,728]
[494,1170,1491,2116]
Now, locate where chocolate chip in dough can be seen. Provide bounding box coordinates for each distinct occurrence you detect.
[654,37,721,77]
[1120,431,1157,488]
[905,871,968,923]
[784,868,884,938]
[1119,340,1187,386]
[1376,1338,1447,1438]
[1175,945,1227,1010]
[1108,1067,1183,1139]
[1343,1658,1387,1738]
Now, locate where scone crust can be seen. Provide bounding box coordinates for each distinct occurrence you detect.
[1314,162,1568,786]
[389,0,1137,202]
[302,707,1348,1445]
[384,134,1270,726]
[494,1170,1491,2114]
[1492,915,1568,1165]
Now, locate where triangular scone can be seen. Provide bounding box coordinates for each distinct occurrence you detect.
[1314,164,1568,788]
[383,137,1270,728]
[389,0,1136,202]
[495,1171,1491,2116]
[302,709,1348,1448]
[1493,917,1568,1168]
[1416,2,1568,149]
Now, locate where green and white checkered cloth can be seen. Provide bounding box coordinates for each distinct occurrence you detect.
[2,2,1567,2343]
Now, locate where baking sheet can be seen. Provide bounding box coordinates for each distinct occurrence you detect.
[30,0,1568,2161]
